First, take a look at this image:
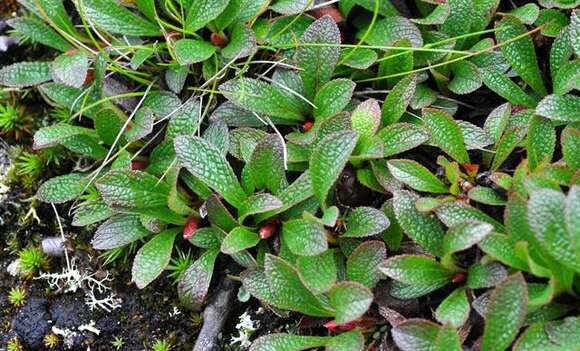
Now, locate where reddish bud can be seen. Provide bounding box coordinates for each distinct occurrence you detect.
[302,121,314,132]
[131,160,148,170]
[183,217,200,240]
[452,272,466,284]
[324,320,358,332]
[512,105,526,114]
[259,222,277,239]
[84,69,94,85]
[65,49,78,55]
[462,163,479,176]
[210,33,229,48]
[310,7,343,23]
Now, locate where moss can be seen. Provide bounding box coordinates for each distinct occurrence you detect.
[6,338,23,351]
[43,333,60,349]
[151,339,172,351]
[18,246,49,277]
[7,286,27,307]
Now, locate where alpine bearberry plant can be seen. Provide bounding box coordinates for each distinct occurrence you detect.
[1,0,579,350]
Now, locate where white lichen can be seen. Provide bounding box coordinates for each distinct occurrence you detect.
[230,311,260,348]
[6,259,21,276]
[52,326,78,349]
[36,258,122,312]
[78,320,100,335]
[169,306,181,317]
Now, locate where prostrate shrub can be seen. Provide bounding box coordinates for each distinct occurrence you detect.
[0,0,579,350]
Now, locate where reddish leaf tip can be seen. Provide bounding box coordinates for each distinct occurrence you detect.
[183,217,200,240]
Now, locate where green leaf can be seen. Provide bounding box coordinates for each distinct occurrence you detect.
[436,202,505,232]
[381,74,416,126]
[174,135,247,208]
[377,38,414,87]
[92,214,151,249]
[250,333,328,351]
[18,0,78,36]
[572,10,580,56]
[380,255,452,286]
[220,78,304,121]
[509,3,540,24]
[328,282,373,324]
[222,22,257,59]
[72,199,115,226]
[282,219,328,256]
[33,124,96,150]
[435,324,462,351]
[458,120,493,150]
[491,126,527,170]
[132,228,178,289]
[393,190,445,256]
[265,254,333,316]
[391,280,449,300]
[536,94,580,122]
[467,262,508,289]
[535,8,570,37]
[366,17,423,49]
[158,64,179,91]
[78,0,160,36]
[527,116,555,170]
[343,206,390,238]
[423,108,470,164]
[411,4,450,25]
[481,273,528,351]
[561,127,580,171]
[443,221,494,255]
[441,0,474,48]
[411,83,438,109]
[392,319,440,351]
[238,194,283,223]
[480,234,530,271]
[174,39,216,65]
[552,60,580,95]
[326,330,365,351]
[96,170,170,209]
[339,48,378,69]
[249,134,286,194]
[496,16,547,96]
[0,61,50,88]
[185,0,230,32]
[387,159,448,193]
[313,79,356,120]
[351,99,381,138]
[310,131,358,208]
[297,251,337,295]
[479,67,537,108]
[377,123,430,157]
[528,189,580,272]
[481,103,509,145]
[7,16,72,52]
[241,267,284,308]
[187,227,221,249]
[178,248,219,310]
[297,16,341,100]
[467,186,507,206]
[37,173,86,204]
[221,227,260,254]
[50,52,89,88]
[448,61,482,94]
[271,0,310,14]
[550,25,574,78]
[435,287,469,328]
[347,241,386,288]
